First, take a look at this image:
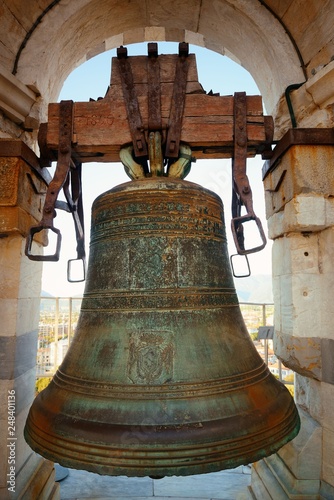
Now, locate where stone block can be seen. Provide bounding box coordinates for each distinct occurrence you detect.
[266,453,320,497]
[11,453,59,500]
[0,156,45,230]
[14,366,36,416]
[322,428,334,486]
[18,250,43,299]
[0,297,41,337]
[0,419,7,488]
[0,299,18,336]
[272,232,320,277]
[0,379,14,421]
[0,235,42,300]
[321,339,334,384]
[0,235,22,298]
[268,195,334,239]
[264,145,334,218]
[295,376,323,422]
[306,60,334,107]
[15,404,35,473]
[274,330,321,380]
[321,382,334,431]
[0,330,38,379]
[16,297,41,336]
[273,269,334,341]
[318,226,334,273]
[320,479,334,499]
[278,407,322,480]
[272,276,281,331]
[250,460,284,499]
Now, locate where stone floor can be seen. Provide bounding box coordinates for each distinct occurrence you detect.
[58,465,251,500]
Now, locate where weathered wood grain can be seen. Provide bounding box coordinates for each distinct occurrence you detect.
[45,53,270,162]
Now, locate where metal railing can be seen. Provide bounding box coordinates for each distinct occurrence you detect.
[37,297,293,390]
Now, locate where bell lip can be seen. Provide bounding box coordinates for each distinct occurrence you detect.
[24,392,300,478]
[24,410,300,478]
[93,176,223,206]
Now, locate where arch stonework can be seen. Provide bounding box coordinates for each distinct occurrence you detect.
[1,1,334,498]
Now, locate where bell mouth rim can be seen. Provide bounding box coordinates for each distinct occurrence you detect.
[24,398,300,477]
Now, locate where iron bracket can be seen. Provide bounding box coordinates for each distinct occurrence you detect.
[117,46,148,158]
[147,43,162,133]
[231,92,267,255]
[165,43,190,158]
[25,100,86,279]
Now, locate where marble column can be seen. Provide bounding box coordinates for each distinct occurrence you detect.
[0,140,59,499]
[247,141,334,499]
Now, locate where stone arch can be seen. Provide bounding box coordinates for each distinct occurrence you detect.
[14,0,303,117]
[2,2,334,499]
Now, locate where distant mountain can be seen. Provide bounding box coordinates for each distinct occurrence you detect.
[41,290,54,297]
[234,275,273,303]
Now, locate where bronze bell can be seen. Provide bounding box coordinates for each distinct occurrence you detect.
[24,176,300,477]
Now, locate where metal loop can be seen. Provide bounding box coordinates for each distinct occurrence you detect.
[67,257,86,283]
[230,253,251,278]
[25,226,62,261]
[231,214,267,255]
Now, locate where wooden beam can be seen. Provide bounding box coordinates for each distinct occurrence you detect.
[45,53,271,163]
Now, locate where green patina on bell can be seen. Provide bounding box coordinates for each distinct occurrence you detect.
[25,174,299,477]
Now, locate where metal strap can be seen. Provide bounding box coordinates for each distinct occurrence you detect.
[25,100,74,261]
[231,92,266,255]
[117,46,148,158]
[165,43,190,158]
[26,100,86,275]
[147,43,162,132]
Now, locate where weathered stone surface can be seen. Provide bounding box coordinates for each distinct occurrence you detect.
[264,145,334,218]
[0,156,46,232]
[272,231,334,342]
[322,428,334,486]
[250,408,322,499]
[321,339,334,384]
[0,236,43,301]
[278,407,322,480]
[0,330,38,379]
[295,375,323,422]
[274,330,322,379]
[321,382,334,432]
[320,479,334,498]
[268,195,334,239]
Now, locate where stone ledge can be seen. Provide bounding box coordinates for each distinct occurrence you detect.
[263,144,334,219]
[268,195,334,240]
[274,331,334,383]
[0,65,38,126]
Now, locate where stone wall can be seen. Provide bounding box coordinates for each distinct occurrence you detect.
[0,141,59,499]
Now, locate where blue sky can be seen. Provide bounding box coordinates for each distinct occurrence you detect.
[42,42,272,296]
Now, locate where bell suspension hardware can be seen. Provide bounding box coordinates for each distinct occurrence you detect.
[230,92,267,277]
[231,92,267,256]
[117,46,148,159]
[165,42,190,158]
[26,43,273,279]
[25,100,86,281]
